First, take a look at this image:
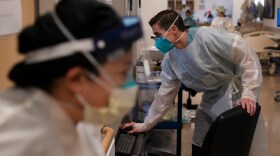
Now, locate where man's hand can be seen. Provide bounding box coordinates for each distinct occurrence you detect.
[236,98,256,116]
[121,122,146,134]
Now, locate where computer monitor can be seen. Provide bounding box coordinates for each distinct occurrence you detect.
[277,8,280,27]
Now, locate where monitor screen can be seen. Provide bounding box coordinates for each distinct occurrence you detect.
[278,8,280,27]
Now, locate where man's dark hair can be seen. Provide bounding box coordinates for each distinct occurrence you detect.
[149,10,185,31]
[186,10,192,14]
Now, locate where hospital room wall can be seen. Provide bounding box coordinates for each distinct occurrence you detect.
[141,0,168,48]
[111,0,168,62]
[0,0,35,89]
[232,0,243,26]
[112,0,168,48]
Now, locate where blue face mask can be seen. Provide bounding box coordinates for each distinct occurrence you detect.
[186,15,193,20]
[155,37,174,53]
[155,30,186,54]
[154,15,185,54]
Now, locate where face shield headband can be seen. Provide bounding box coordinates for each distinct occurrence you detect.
[25,13,143,64]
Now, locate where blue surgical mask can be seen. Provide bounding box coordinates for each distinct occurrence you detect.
[155,16,178,54]
[155,37,174,53]
[155,31,186,54]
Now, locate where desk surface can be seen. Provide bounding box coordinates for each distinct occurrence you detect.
[137,78,161,90]
[137,78,161,83]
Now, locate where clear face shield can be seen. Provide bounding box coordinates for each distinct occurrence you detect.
[25,10,156,125]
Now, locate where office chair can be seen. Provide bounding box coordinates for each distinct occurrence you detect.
[201,104,261,156]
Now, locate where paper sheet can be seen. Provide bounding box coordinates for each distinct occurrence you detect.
[0,0,22,36]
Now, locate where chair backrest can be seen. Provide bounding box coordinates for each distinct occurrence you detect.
[243,31,276,53]
[201,104,261,156]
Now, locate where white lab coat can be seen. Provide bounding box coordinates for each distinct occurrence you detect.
[211,17,235,33]
[139,27,268,155]
[0,87,105,156]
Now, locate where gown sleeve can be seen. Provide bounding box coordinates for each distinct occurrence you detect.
[137,56,181,131]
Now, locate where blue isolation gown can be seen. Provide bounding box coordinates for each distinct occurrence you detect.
[139,27,267,156]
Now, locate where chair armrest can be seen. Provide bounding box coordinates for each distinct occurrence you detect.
[101,127,115,153]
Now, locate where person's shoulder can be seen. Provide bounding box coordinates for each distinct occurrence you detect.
[0,87,35,102]
[0,88,28,113]
[0,88,50,129]
[0,116,57,156]
[194,26,232,42]
[211,16,219,21]
[193,26,212,36]
[225,17,233,22]
[0,89,51,145]
[198,26,228,34]
[188,27,200,35]
[191,18,196,22]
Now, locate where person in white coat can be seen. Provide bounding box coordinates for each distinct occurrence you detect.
[123,10,268,156]
[0,0,143,156]
[211,6,235,33]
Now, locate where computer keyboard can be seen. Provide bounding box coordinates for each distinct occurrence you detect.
[116,133,136,155]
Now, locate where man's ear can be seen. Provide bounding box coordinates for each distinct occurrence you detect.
[64,67,87,93]
[171,25,178,33]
